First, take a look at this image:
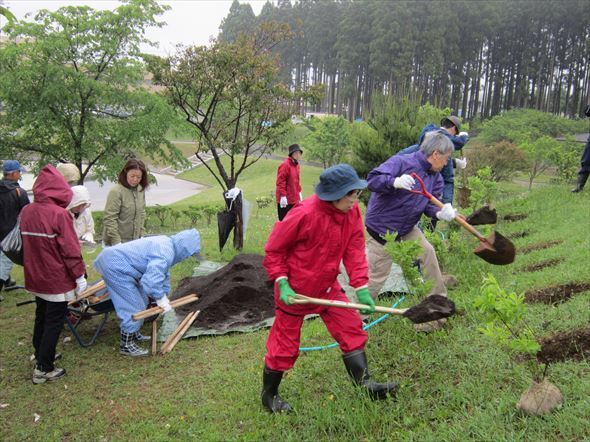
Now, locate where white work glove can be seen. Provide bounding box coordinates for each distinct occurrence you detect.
[436,203,457,222]
[459,131,469,138]
[81,232,95,243]
[392,174,416,191]
[455,157,468,169]
[156,296,172,313]
[279,196,288,208]
[299,192,303,201]
[75,276,87,295]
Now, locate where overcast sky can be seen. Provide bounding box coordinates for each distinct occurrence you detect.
[2,0,267,55]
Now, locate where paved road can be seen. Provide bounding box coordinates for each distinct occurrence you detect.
[19,172,206,211]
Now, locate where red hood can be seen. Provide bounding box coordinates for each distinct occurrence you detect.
[33,165,73,208]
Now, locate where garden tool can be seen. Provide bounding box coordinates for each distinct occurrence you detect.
[292,294,455,324]
[409,173,515,265]
[132,294,199,320]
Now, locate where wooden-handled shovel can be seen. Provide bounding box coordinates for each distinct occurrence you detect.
[409,172,515,265]
[292,294,455,324]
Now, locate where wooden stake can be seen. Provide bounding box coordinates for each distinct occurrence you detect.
[132,294,199,320]
[159,311,196,354]
[151,320,158,355]
[160,311,200,355]
[68,280,106,305]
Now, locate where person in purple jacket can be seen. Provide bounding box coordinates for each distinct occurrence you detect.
[365,132,457,332]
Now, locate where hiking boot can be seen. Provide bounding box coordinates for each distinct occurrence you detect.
[261,366,292,413]
[342,349,399,400]
[414,318,447,333]
[120,331,148,357]
[32,366,66,384]
[134,331,151,342]
[30,353,62,365]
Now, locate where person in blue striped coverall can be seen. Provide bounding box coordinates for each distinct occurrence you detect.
[94,229,201,356]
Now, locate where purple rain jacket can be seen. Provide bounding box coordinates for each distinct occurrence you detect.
[365,150,443,238]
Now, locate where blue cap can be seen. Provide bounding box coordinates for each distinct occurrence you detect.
[2,160,25,173]
[315,164,367,201]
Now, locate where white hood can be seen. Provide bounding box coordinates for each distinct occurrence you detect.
[67,185,92,210]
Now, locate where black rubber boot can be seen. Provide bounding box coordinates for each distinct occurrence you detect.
[342,349,399,400]
[261,366,292,413]
[571,172,589,193]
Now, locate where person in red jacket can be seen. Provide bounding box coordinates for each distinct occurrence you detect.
[20,165,87,384]
[262,164,398,413]
[275,144,303,220]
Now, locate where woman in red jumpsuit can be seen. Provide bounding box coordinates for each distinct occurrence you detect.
[262,164,399,413]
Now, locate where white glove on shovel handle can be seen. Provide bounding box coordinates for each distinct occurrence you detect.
[436,203,457,222]
[156,296,172,313]
[393,174,416,191]
[279,196,288,208]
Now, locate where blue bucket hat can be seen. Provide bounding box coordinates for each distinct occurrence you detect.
[2,160,25,173]
[315,164,367,201]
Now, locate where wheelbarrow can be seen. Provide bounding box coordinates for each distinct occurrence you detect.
[409,172,515,265]
[65,281,114,348]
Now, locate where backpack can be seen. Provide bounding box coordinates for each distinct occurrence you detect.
[1,188,25,265]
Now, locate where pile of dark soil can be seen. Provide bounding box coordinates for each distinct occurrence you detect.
[171,254,275,331]
[520,240,563,254]
[466,206,497,225]
[525,282,590,305]
[537,327,590,364]
[520,258,563,273]
[503,213,528,222]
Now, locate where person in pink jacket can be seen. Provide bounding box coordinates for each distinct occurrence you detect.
[20,165,87,384]
[275,144,303,220]
[261,164,398,413]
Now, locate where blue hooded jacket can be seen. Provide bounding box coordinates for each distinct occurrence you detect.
[94,229,201,301]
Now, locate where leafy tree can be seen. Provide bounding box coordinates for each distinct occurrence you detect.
[467,141,528,182]
[549,137,584,184]
[0,0,185,183]
[150,23,319,249]
[303,116,351,168]
[149,204,171,228]
[468,167,498,211]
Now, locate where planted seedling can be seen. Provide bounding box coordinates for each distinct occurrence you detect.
[473,274,563,415]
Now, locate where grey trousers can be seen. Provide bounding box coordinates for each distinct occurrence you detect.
[366,226,447,300]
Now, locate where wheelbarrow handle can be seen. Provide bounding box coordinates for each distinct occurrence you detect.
[409,172,487,243]
[292,294,408,315]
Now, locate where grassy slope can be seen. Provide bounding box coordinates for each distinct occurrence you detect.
[1,170,589,441]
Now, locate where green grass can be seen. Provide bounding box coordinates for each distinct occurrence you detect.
[1,171,589,440]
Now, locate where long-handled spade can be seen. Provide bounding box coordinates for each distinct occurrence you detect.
[409,173,515,265]
[293,293,456,324]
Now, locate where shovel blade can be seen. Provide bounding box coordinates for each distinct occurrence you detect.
[402,294,456,324]
[474,231,516,265]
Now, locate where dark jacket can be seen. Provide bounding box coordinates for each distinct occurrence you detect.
[20,165,85,294]
[365,150,443,237]
[0,178,30,240]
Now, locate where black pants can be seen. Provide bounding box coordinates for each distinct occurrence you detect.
[277,204,295,221]
[33,298,68,371]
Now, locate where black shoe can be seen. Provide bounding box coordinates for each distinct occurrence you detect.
[261,366,292,413]
[571,172,589,193]
[342,349,399,400]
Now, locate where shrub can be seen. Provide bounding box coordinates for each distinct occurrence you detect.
[468,167,497,211]
[467,140,528,182]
